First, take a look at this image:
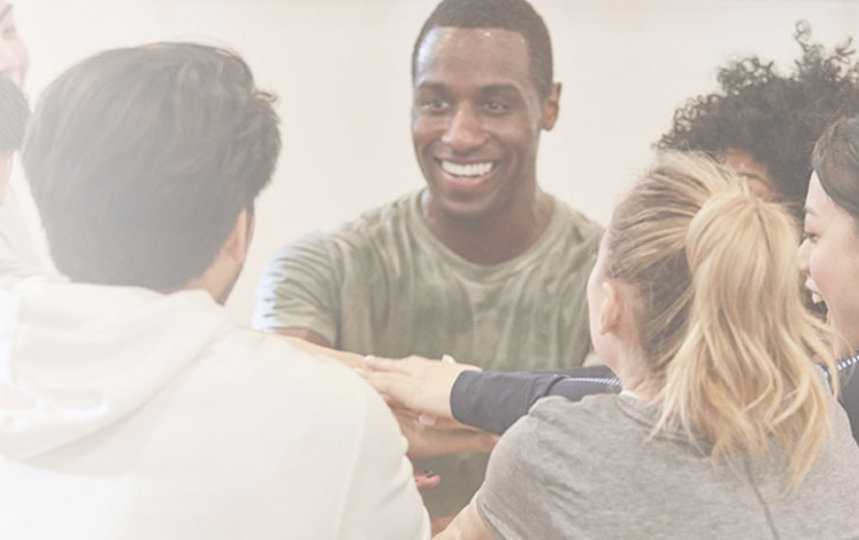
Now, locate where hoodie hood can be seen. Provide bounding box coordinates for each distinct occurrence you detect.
[0,279,232,460]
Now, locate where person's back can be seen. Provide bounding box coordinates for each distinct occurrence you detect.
[0,42,428,539]
[480,393,859,539]
[0,281,427,539]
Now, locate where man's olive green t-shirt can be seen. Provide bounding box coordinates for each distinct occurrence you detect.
[253,189,601,517]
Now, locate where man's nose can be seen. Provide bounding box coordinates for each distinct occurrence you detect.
[441,105,487,152]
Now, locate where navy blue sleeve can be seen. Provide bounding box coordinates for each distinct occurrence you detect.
[451,354,859,441]
[450,365,621,434]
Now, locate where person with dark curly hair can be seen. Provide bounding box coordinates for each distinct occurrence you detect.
[659,21,859,212]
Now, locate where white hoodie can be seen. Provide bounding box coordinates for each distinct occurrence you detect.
[0,279,429,539]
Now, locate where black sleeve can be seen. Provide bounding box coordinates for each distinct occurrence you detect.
[449,365,621,434]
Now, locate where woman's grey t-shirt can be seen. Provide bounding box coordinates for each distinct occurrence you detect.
[478,394,859,539]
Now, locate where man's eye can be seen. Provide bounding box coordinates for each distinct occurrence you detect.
[3,26,17,37]
[421,99,449,113]
[484,101,508,114]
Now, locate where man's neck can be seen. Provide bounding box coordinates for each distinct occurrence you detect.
[420,188,554,266]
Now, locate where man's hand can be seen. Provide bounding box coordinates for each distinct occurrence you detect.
[281,335,365,369]
[414,469,440,489]
[392,406,498,458]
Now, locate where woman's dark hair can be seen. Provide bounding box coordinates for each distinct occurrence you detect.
[812,115,859,227]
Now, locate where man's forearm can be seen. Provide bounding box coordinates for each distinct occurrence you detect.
[281,335,365,368]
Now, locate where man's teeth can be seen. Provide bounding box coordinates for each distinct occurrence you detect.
[441,160,493,177]
[811,292,823,305]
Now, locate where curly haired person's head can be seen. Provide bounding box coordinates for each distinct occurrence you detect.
[659,22,859,210]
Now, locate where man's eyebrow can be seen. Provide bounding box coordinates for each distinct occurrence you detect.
[480,84,522,94]
[414,82,447,92]
[0,4,13,21]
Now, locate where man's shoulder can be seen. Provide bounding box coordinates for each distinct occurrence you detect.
[548,196,603,244]
[301,191,419,243]
[272,191,422,262]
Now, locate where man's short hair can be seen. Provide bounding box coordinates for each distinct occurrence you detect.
[0,71,28,152]
[412,0,553,98]
[658,22,859,207]
[23,42,281,290]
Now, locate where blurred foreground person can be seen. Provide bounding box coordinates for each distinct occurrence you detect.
[0,43,428,540]
[0,1,54,280]
[0,69,26,205]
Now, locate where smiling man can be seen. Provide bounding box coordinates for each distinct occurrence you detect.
[253,0,601,523]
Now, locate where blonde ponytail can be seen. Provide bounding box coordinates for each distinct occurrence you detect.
[606,152,835,492]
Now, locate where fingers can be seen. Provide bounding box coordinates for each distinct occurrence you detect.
[359,369,405,398]
[362,355,398,372]
[413,470,440,490]
[363,353,454,373]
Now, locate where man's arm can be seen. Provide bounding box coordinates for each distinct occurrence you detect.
[253,231,340,343]
[281,335,362,368]
[277,327,333,348]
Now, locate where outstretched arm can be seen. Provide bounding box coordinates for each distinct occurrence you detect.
[363,356,621,434]
[277,327,333,348]
[451,365,620,434]
[282,335,364,368]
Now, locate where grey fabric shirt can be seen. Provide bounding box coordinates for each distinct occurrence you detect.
[253,189,601,517]
[478,394,859,540]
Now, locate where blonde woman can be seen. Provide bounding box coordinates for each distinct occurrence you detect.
[423,153,859,538]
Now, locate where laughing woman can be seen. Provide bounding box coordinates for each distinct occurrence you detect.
[429,153,859,538]
[799,115,859,414]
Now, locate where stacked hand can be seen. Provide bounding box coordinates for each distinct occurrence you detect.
[357,355,498,457]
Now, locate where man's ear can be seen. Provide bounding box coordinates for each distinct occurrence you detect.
[541,82,561,131]
[597,280,622,335]
[222,209,252,265]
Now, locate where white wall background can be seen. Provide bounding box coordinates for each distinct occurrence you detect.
[14,0,859,323]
